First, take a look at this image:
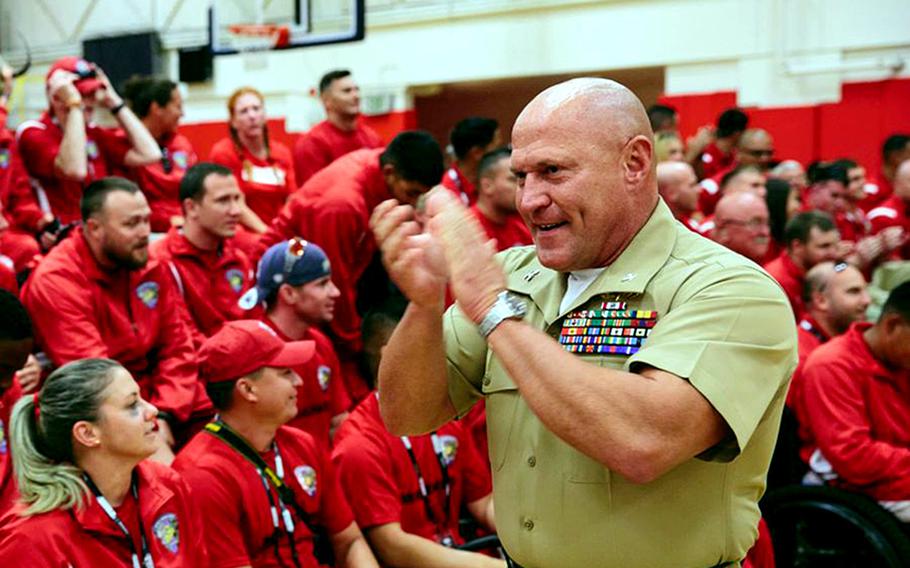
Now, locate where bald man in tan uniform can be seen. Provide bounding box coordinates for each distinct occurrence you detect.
[371,78,797,568]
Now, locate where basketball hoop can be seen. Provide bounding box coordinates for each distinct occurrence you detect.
[225,23,290,70]
[226,23,291,53]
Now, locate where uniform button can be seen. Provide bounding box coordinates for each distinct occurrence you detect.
[483,377,491,386]
[523,519,535,531]
[527,456,536,467]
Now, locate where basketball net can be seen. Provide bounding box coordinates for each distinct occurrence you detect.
[226,24,290,70]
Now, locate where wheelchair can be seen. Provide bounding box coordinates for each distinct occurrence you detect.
[761,408,910,568]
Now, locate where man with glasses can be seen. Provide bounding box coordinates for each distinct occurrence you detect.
[699,130,774,216]
[712,192,771,263]
[151,163,254,342]
[239,238,352,447]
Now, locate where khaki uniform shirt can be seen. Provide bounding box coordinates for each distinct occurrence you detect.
[445,200,797,568]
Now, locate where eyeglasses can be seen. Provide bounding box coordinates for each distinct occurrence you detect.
[282,237,308,277]
[743,149,774,158]
[833,260,849,273]
[720,218,768,230]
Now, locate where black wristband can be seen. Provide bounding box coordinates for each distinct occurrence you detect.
[110,102,126,115]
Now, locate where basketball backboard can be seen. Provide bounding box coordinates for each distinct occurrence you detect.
[209,0,365,56]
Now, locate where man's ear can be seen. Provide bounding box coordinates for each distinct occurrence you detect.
[623,135,653,187]
[234,376,258,404]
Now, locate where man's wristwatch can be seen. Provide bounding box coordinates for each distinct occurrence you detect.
[478,291,527,338]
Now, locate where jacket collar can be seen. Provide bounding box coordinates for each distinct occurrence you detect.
[507,199,677,325]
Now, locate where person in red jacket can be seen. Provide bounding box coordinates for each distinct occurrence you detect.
[858,134,910,211]
[173,320,378,567]
[262,131,444,401]
[695,107,748,180]
[15,56,161,226]
[787,261,870,450]
[867,160,910,259]
[0,358,208,566]
[0,65,48,272]
[294,69,382,185]
[799,282,910,521]
[150,163,254,342]
[441,117,500,206]
[240,238,352,446]
[0,290,33,514]
[209,86,297,246]
[764,211,841,318]
[470,147,531,251]
[21,177,199,463]
[121,76,197,233]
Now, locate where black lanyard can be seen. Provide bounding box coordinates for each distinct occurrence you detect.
[82,472,153,568]
[400,434,454,547]
[205,421,333,568]
[799,318,828,344]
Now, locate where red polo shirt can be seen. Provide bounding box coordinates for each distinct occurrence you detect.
[332,394,492,545]
[763,251,806,318]
[260,148,389,399]
[120,132,197,233]
[800,322,910,501]
[21,229,200,422]
[150,228,256,341]
[470,206,532,251]
[16,112,129,224]
[0,460,208,567]
[209,137,297,226]
[174,425,354,568]
[293,119,382,185]
[262,318,352,447]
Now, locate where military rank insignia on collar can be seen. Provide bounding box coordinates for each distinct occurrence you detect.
[559,299,657,356]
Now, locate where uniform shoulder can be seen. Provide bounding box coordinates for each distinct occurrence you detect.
[496,245,540,277]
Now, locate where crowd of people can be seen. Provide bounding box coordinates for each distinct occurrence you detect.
[0,52,905,567]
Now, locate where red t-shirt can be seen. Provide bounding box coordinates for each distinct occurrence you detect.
[763,251,806,318]
[441,166,476,206]
[120,132,197,233]
[331,394,492,545]
[0,460,208,567]
[293,120,382,185]
[697,166,733,217]
[209,137,297,226]
[800,322,910,500]
[866,195,910,259]
[174,425,353,568]
[857,175,891,213]
[834,208,870,244]
[16,112,129,224]
[21,230,200,422]
[262,319,352,447]
[470,206,532,251]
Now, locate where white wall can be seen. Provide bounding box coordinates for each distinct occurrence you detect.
[2,0,908,129]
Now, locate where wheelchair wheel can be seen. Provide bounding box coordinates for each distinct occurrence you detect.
[762,485,910,568]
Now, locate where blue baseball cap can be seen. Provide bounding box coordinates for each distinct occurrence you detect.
[238,238,331,310]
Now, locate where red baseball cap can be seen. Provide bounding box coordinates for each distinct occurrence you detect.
[46,56,103,97]
[200,320,315,384]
